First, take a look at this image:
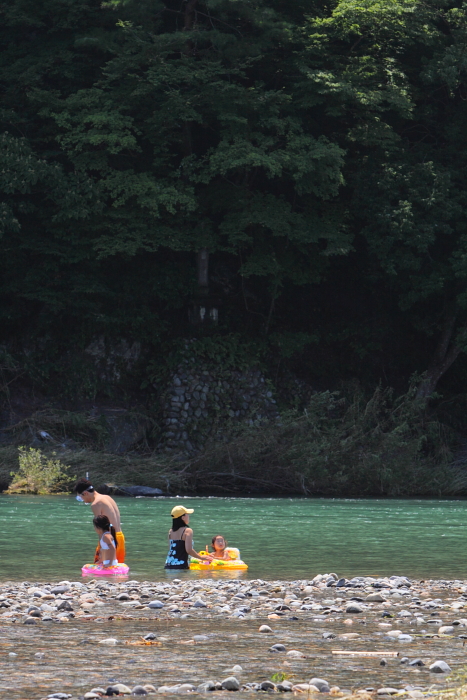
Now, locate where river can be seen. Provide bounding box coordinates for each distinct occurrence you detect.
[1,495,466,581]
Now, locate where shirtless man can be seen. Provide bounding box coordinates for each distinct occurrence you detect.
[74,478,126,563]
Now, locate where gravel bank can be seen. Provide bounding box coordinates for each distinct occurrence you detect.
[0,574,466,699]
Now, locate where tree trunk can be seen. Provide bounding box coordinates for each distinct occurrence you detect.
[416,307,462,399]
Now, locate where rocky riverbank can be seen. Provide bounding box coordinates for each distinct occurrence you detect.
[0,574,466,700]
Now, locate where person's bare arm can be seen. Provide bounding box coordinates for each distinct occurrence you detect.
[184,529,213,561]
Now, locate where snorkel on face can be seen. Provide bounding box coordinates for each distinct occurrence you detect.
[75,482,95,503]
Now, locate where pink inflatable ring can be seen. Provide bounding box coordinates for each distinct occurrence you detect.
[82,563,129,577]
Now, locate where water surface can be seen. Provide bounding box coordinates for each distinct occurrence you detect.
[1,495,466,581]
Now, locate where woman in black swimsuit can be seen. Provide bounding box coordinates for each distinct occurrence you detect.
[164,505,213,569]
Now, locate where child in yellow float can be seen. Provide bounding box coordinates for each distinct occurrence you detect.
[207,535,233,559]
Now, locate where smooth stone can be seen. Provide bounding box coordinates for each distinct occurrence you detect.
[117,593,131,601]
[194,600,207,608]
[366,594,385,602]
[131,686,148,695]
[35,652,45,658]
[148,600,164,609]
[286,649,305,657]
[143,633,157,640]
[194,635,210,642]
[23,616,38,624]
[386,630,402,638]
[8,652,17,657]
[377,689,400,695]
[292,684,312,692]
[50,585,70,595]
[197,681,216,692]
[99,638,118,645]
[338,633,360,639]
[309,678,330,692]
[143,688,156,694]
[430,660,452,673]
[346,604,363,613]
[84,694,100,699]
[269,643,287,652]
[400,657,409,665]
[397,634,413,642]
[439,626,455,634]
[260,682,276,691]
[277,681,293,692]
[48,695,73,700]
[221,677,240,691]
[29,609,42,618]
[380,659,387,666]
[57,600,73,611]
[322,632,336,640]
[111,684,132,694]
[230,665,243,674]
[259,625,272,633]
[408,659,425,667]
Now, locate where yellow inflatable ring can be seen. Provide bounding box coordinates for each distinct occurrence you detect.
[189,548,248,570]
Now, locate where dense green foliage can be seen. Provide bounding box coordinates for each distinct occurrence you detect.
[3,0,467,449]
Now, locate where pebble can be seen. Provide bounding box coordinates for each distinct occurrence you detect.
[221,676,240,691]
[430,660,452,673]
[0,573,465,698]
[308,678,330,692]
[377,689,400,695]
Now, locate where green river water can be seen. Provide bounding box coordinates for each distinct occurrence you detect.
[1,495,466,581]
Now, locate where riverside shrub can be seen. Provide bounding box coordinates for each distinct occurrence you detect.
[7,447,71,495]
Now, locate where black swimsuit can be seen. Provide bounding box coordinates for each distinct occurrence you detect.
[165,527,189,569]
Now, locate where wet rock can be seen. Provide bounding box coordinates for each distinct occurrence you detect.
[117,593,131,601]
[85,694,101,699]
[131,686,148,695]
[430,660,451,673]
[57,600,73,611]
[221,677,240,691]
[322,632,336,640]
[400,657,409,665]
[346,604,363,613]
[111,684,132,695]
[377,689,400,695]
[397,634,414,642]
[194,600,207,608]
[48,695,73,700]
[309,678,330,692]
[366,593,385,602]
[148,600,164,609]
[259,624,273,633]
[144,686,156,693]
[439,626,455,634]
[197,681,216,692]
[23,616,39,624]
[269,643,287,652]
[99,638,118,645]
[277,681,293,692]
[408,659,425,667]
[50,586,70,595]
[260,681,276,691]
[143,633,157,640]
[286,649,305,658]
[380,659,387,666]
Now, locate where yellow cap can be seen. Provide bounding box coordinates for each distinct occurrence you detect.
[171,505,194,518]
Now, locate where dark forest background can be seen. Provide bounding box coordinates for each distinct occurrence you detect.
[3,0,467,495]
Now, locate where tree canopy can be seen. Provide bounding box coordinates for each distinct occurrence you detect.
[2,0,467,405]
